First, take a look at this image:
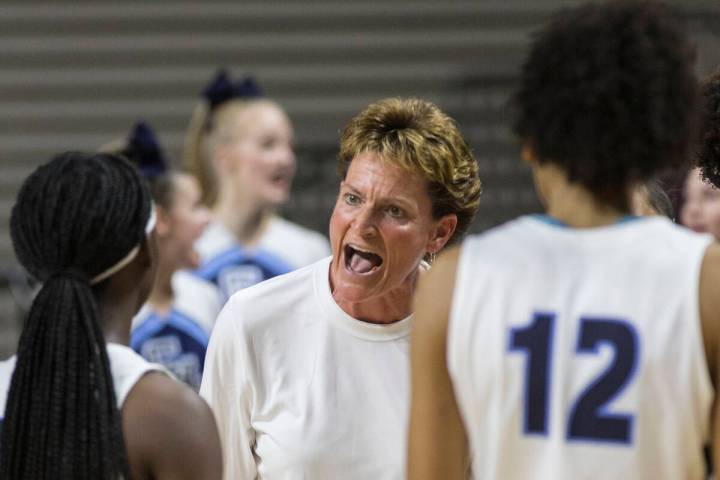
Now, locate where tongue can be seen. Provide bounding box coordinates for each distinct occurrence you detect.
[350,251,379,273]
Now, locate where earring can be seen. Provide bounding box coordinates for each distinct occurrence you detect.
[428,251,436,264]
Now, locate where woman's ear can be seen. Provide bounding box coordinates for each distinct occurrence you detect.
[426,213,458,255]
[521,142,538,165]
[154,206,172,238]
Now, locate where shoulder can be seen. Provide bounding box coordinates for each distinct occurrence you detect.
[195,221,237,263]
[414,247,462,337]
[172,270,224,332]
[262,217,331,267]
[123,372,222,479]
[231,258,321,305]
[208,258,326,340]
[699,242,720,378]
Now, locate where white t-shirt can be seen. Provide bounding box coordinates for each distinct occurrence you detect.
[448,215,714,479]
[1,343,167,422]
[200,257,411,480]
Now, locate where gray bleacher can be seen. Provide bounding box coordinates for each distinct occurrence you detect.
[0,0,718,357]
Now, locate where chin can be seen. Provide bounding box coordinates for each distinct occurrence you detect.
[261,188,290,207]
[331,274,383,304]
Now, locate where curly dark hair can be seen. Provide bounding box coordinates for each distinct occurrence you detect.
[698,72,720,188]
[513,0,698,211]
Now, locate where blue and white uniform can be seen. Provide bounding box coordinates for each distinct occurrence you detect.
[448,215,714,479]
[0,344,168,435]
[194,218,330,299]
[131,271,222,390]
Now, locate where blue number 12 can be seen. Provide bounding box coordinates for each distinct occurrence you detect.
[509,313,639,444]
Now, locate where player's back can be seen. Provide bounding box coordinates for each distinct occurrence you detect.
[448,215,713,479]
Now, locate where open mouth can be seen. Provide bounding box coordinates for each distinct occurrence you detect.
[270,173,290,186]
[344,244,383,275]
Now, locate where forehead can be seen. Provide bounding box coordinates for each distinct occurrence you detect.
[686,169,717,193]
[231,101,290,132]
[344,151,428,198]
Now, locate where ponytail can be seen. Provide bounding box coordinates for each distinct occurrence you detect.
[1,152,151,479]
[183,101,217,207]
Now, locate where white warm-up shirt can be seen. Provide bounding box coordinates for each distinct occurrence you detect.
[200,257,410,479]
[448,215,714,479]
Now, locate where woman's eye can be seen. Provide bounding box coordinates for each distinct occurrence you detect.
[387,206,404,218]
[345,194,360,205]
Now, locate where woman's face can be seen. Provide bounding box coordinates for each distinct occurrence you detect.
[328,152,455,305]
[680,168,720,239]
[161,174,211,269]
[224,102,296,208]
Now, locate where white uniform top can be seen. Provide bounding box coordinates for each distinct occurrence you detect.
[200,257,411,480]
[448,215,714,480]
[195,218,331,269]
[0,343,167,421]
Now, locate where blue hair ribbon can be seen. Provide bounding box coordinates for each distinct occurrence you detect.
[202,69,264,110]
[126,121,168,179]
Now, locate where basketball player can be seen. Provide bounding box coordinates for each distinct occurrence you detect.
[408,2,720,479]
[0,152,221,479]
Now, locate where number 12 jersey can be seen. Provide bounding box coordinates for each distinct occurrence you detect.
[448,215,713,479]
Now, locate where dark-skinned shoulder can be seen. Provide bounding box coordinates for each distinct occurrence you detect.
[122,371,223,480]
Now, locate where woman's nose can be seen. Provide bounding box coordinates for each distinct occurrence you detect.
[352,207,378,238]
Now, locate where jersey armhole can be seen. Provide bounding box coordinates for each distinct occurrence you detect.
[446,241,473,387]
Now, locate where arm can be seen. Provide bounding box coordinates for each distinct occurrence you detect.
[407,246,469,480]
[199,298,258,480]
[699,242,720,469]
[123,372,223,480]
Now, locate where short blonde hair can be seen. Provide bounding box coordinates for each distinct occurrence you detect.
[338,97,481,243]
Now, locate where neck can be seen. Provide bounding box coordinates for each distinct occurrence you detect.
[214,186,274,246]
[146,257,175,315]
[537,164,628,228]
[97,289,140,346]
[330,269,419,324]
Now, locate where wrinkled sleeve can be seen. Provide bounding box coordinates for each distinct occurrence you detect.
[200,295,257,480]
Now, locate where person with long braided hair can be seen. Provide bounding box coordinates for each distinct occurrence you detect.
[0,152,222,479]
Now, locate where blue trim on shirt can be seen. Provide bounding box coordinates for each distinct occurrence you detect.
[531,214,642,228]
[194,246,250,281]
[131,310,209,350]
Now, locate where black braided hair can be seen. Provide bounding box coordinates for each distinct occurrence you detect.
[0,151,152,479]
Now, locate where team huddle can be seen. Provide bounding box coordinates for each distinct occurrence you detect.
[0,1,719,479]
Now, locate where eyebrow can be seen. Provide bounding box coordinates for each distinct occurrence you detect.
[341,182,417,210]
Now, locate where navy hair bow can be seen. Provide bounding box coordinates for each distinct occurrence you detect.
[202,69,264,110]
[125,121,168,179]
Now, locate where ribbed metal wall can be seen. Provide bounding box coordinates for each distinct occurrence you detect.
[0,0,718,356]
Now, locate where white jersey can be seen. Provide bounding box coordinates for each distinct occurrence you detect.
[195,218,330,269]
[200,257,410,479]
[131,272,223,390]
[194,219,331,300]
[0,343,168,422]
[448,215,714,480]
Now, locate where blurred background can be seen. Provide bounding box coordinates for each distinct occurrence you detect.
[0,0,718,356]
